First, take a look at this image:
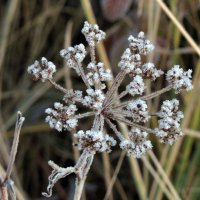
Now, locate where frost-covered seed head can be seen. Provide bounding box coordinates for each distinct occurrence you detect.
[166,65,193,93]
[126,100,150,123]
[82,89,105,111]
[126,75,145,96]
[60,44,86,71]
[63,89,83,103]
[27,58,56,82]
[158,99,184,122]
[120,128,152,158]
[74,130,116,152]
[81,21,106,46]
[142,62,164,80]
[86,62,112,89]
[128,32,154,55]
[155,99,184,145]
[154,127,183,145]
[118,48,142,74]
[45,102,78,132]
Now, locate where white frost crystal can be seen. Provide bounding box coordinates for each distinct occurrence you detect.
[166,65,193,93]
[126,99,150,123]
[126,75,145,96]
[81,21,106,46]
[120,128,152,158]
[74,130,116,152]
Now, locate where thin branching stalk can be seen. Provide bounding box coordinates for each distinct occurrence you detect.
[111,116,155,134]
[104,70,126,107]
[112,85,173,110]
[74,112,94,119]
[47,78,68,93]
[76,62,91,89]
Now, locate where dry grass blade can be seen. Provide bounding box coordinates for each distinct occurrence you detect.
[142,157,173,200]
[156,0,200,56]
[148,151,181,200]
[103,152,126,200]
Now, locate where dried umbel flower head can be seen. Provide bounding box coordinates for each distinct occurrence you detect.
[28,21,193,199]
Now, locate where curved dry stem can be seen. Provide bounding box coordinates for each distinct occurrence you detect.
[42,150,95,200]
[42,161,75,198]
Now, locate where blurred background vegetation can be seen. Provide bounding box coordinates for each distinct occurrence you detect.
[0,0,200,199]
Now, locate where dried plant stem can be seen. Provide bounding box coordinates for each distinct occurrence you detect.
[118,90,128,100]
[111,116,155,134]
[112,85,172,110]
[104,71,126,107]
[141,85,172,101]
[5,112,24,181]
[105,118,124,141]
[1,185,8,200]
[0,111,24,200]
[89,45,96,64]
[47,78,68,93]
[74,112,94,119]
[77,62,91,89]
[74,153,94,200]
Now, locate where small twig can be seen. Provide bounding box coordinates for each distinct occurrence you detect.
[76,62,91,89]
[118,90,128,100]
[0,111,25,200]
[104,70,126,107]
[47,78,68,94]
[89,45,96,64]
[74,152,94,200]
[5,112,25,181]
[105,118,124,141]
[74,112,94,119]
[106,90,128,108]
[112,85,172,110]
[140,85,172,101]
[111,116,155,134]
